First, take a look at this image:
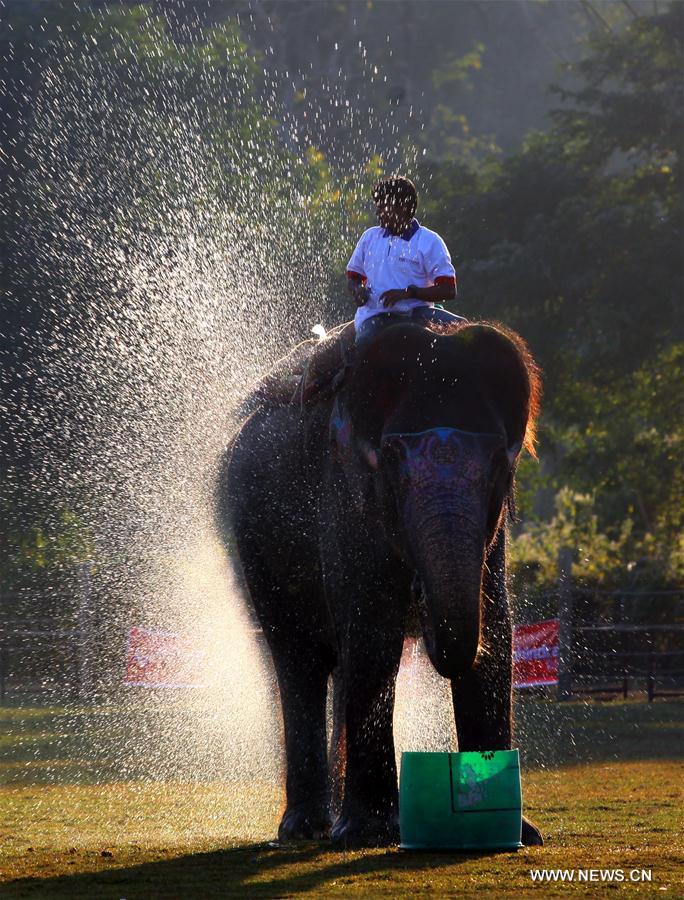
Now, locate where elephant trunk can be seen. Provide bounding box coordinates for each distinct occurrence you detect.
[410,513,485,679]
[385,426,498,680]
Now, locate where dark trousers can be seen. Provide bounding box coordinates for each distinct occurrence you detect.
[355,306,466,346]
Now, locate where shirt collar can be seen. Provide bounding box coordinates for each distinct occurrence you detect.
[382,218,420,241]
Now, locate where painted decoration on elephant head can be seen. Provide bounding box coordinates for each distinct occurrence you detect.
[385,427,493,530]
[390,428,491,492]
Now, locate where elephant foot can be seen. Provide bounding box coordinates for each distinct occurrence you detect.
[330,811,399,848]
[522,815,544,846]
[278,801,330,842]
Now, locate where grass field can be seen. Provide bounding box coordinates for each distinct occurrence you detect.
[1,698,682,897]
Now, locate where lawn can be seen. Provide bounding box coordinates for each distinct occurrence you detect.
[1,699,682,897]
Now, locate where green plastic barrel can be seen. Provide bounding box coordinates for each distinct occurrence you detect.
[399,750,523,850]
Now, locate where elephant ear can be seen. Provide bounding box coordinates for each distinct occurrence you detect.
[459,324,541,459]
[329,398,377,513]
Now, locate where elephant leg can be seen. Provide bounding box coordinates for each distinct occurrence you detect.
[273,642,332,841]
[328,668,346,818]
[320,486,409,847]
[238,547,333,841]
[451,529,543,846]
[451,528,512,750]
[330,620,405,848]
[450,597,513,751]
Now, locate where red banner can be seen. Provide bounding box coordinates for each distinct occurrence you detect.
[513,619,559,688]
[124,627,208,688]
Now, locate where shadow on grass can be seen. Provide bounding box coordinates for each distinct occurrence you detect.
[2,841,501,898]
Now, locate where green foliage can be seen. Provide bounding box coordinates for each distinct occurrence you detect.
[551,6,683,168]
[0,487,95,626]
[559,344,683,547]
[510,487,636,588]
[0,508,93,578]
[427,42,501,165]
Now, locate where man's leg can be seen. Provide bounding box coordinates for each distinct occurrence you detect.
[411,307,467,327]
[355,313,390,346]
[354,312,415,347]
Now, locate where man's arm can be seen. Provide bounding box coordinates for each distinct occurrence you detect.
[408,280,456,304]
[347,271,369,307]
[381,278,456,307]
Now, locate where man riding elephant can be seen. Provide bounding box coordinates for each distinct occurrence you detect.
[348,174,463,345]
[250,175,464,410]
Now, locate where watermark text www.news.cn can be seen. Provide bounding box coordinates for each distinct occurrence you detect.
[530,869,653,884]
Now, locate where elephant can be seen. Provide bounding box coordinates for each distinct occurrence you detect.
[218,318,543,848]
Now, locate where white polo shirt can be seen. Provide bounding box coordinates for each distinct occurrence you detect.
[347,219,457,328]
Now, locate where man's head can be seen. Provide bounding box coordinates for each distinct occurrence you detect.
[373,175,417,234]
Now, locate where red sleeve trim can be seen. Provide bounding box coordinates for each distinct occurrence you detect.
[434,275,456,286]
[346,270,367,283]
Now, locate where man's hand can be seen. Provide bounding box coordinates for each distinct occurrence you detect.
[347,275,370,307]
[381,287,410,307]
[382,282,455,307]
[352,283,370,307]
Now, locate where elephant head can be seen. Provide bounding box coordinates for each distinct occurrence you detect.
[332,321,540,679]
